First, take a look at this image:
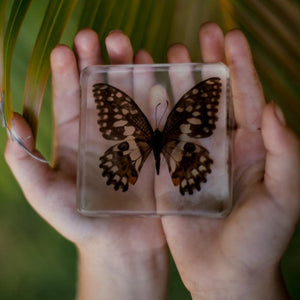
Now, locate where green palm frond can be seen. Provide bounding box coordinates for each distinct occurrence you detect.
[1,0,300,137]
[23,0,78,138]
[0,0,32,129]
[0,0,9,127]
[0,0,9,90]
[0,1,299,299]
[232,0,300,133]
[77,0,103,30]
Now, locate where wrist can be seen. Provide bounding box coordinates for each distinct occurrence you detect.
[190,266,289,300]
[76,243,168,300]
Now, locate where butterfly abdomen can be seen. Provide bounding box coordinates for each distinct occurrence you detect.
[151,129,164,175]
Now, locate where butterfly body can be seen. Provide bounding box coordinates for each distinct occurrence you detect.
[93,77,221,195]
[151,128,164,175]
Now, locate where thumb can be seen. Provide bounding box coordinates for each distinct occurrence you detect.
[262,102,300,222]
[5,113,53,211]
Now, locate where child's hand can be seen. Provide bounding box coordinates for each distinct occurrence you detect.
[5,29,168,300]
[162,23,300,300]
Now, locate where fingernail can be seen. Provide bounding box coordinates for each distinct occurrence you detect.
[107,29,123,36]
[273,101,286,126]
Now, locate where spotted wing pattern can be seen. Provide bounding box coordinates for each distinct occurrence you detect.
[99,139,152,192]
[162,140,213,195]
[93,83,153,191]
[163,77,221,139]
[93,78,221,195]
[93,83,153,140]
[161,77,221,195]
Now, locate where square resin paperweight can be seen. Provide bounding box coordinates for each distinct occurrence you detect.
[77,63,232,217]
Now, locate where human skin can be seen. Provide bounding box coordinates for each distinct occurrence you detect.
[5,30,169,300]
[5,22,300,299]
[162,23,300,300]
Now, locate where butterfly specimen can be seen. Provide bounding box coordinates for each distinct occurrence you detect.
[93,77,221,195]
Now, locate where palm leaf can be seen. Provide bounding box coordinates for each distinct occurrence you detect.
[23,0,78,139]
[0,1,300,299]
[168,0,225,61]
[128,0,155,53]
[231,0,300,134]
[78,0,142,62]
[144,0,177,61]
[77,0,103,30]
[0,0,9,127]
[0,0,32,130]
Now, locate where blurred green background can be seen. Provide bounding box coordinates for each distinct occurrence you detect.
[0,0,300,299]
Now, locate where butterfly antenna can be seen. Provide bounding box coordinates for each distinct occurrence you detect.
[157,100,169,129]
[155,102,161,129]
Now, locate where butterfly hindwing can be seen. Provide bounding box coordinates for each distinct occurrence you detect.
[93,83,153,141]
[163,77,221,140]
[163,140,213,195]
[99,139,152,191]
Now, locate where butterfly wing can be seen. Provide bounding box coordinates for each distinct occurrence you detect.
[163,77,221,139]
[93,83,153,140]
[99,139,152,192]
[162,140,213,195]
[162,77,221,195]
[93,83,153,191]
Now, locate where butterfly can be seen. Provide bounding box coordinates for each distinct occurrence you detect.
[93,77,221,195]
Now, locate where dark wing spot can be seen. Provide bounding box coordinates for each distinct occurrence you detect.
[117,142,129,151]
[184,142,196,153]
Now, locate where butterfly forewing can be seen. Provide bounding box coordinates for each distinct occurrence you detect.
[163,77,221,140]
[93,83,153,141]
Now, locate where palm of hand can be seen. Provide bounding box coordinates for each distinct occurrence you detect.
[161,25,300,295]
[5,30,167,254]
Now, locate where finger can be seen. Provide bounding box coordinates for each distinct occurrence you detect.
[167,44,194,100]
[225,29,265,130]
[50,45,80,164]
[131,50,157,201]
[262,102,300,222]
[167,43,191,64]
[74,29,103,72]
[73,29,103,141]
[106,31,134,95]
[155,45,193,198]
[133,49,156,125]
[5,114,85,240]
[51,45,79,125]
[199,22,225,63]
[5,114,54,212]
[106,30,133,64]
[134,49,154,64]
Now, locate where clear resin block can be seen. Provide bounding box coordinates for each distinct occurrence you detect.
[77,63,233,217]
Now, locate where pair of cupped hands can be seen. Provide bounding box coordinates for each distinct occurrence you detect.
[5,23,300,299]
